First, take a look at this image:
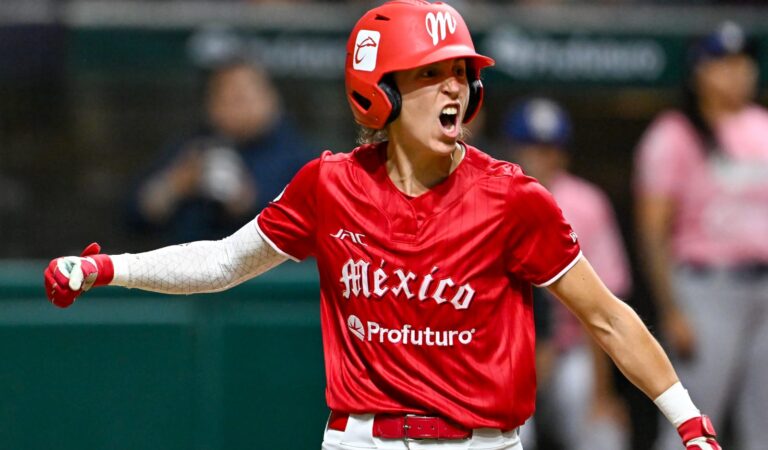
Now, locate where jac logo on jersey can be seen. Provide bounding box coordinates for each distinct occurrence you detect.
[347,315,476,347]
[339,260,475,310]
[569,231,578,243]
[353,30,380,72]
[425,12,457,46]
[331,229,367,246]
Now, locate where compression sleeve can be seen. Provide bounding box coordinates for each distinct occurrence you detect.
[109,216,288,294]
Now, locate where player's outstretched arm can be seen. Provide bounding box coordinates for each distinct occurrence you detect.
[546,257,721,450]
[44,216,288,307]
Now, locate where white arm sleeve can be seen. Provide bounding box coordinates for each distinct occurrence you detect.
[109,216,288,294]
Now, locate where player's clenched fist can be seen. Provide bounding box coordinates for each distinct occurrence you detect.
[679,416,721,450]
[43,243,114,308]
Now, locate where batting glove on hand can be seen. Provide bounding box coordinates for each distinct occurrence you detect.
[678,415,721,450]
[44,243,114,308]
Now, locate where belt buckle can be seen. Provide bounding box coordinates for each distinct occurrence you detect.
[402,413,415,433]
[403,414,427,440]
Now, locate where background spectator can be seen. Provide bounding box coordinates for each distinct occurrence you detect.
[504,98,632,450]
[128,60,311,243]
[634,21,768,450]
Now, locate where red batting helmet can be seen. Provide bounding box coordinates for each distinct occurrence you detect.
[345,0,495,129]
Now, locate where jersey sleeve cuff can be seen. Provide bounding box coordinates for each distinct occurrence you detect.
[534,251,583,288]
[255,216,301,263]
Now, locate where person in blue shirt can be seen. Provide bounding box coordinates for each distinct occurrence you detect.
[128,59,310,243]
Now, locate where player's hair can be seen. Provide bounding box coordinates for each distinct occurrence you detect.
[357,126,388,145]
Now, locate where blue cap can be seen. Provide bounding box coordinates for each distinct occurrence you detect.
[691,21,748,64]
[503,98,572,148]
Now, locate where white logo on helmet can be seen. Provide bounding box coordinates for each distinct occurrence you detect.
[425,12,457,46]
[353,30,381,72]
[347,315,365,341]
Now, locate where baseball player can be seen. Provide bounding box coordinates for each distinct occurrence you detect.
[45,2,719,449]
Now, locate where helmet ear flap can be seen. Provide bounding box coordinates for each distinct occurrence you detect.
[378,76,402,126]
[463,78,483,124]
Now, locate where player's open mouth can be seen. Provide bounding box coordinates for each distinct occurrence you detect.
[439,104,460,136]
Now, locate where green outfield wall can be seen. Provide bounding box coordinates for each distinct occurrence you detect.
[0,261,327,450]
[66,26,768,87]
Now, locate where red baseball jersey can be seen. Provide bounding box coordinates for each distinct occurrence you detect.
[257,143,581,430]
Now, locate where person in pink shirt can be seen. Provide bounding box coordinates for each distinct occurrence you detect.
[505,98,632,450]
[635,22,768,450]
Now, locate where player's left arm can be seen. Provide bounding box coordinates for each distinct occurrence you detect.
[546,256,721,450]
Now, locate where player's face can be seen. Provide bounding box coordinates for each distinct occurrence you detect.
[695,54,757,111]
[389,58,470,156]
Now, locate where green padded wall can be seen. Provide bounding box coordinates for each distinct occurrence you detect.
[0,261,326,450]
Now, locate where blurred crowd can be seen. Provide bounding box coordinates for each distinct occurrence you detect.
[0,0,767,447]
[518,20,768,450]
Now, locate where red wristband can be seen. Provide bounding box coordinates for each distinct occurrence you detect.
[91,254,115,286]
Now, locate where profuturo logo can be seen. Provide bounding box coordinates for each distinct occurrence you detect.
[347,315,476,347]
[347,315,365,341]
